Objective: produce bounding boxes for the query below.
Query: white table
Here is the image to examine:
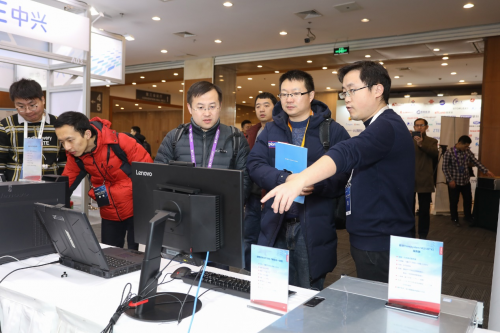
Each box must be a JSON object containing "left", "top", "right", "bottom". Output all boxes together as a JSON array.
[{"left": 0, "top": 253, "right": 318, "bottom": 333}]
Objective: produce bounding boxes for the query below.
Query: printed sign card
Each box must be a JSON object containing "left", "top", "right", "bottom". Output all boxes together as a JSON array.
[
  {"left": 386, "top": 236, "right": 443, "bottom": 317},
  {"left": 249, "top": 244, "right": 289, "bottom": 315},
  {"left": 22, "top": 138, "right": 42, "bottom": 181}
]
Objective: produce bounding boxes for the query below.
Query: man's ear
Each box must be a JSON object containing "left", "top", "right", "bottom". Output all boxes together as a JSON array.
[
  {"left": 84, "top": 129, "right": 92, "bottom": 139},
  {"left": 187, "top": 103, "right": 193, "bottom": 115},
  {"left": 375, "top": 84, "right": 384, "bottom": 100},
  {"left": 308, "top": 91, "right": 315, "bottom": 103}
]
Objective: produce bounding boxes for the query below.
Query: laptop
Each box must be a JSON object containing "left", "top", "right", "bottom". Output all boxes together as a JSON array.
[{"left": 34, "top": 203, "right": 144, "bottom": 279}]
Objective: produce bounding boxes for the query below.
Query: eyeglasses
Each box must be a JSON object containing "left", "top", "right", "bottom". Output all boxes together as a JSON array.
[
  {"left": 16, "top": 103, "right": 39, "bottom": 112},
  {"left": 192, "top": 105, "right": 219, "bottom": 112},
  {"left": 414, "top": 124, "right": 427, "bottom": 128},
  {"left": 339, "top": 85, "right": 373, "bottom": 99},
  {"left": 278, "top": 91, "right": 311, "bottom": 99}
]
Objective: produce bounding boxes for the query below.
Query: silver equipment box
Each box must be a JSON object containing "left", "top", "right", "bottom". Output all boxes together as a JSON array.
[{"left": 259, "top": 276, "right": 481, "bottom": 333}]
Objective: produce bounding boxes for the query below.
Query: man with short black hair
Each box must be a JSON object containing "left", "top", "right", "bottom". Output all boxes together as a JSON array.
[
  {"left": 262, "top": 61, "right": 415, "bottom": 283},
  {"left": 241, "top": 120, "right": 252, "bottom": 140},
  {"left": 130, "top": 126, "right": 141, "bottom": 136},
  {"left": 443, "top": 135, "right": 495, "bottom": 227},
  {"left": 413, "top": 118, "right": 438, "bottom": 239},
  {"left": 54, "top": 112, "right": 152, "bottom": 249},
  {"left": 248, "top": 70, "right": 350, "bottom": 289},
  {"left": 0, "top": 78, "right": 66, "bottom": 181}
]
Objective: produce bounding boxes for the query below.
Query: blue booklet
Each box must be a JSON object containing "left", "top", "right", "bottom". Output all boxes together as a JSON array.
[{"left": 275, "top": 142, "right": 308, "bottom": 204}]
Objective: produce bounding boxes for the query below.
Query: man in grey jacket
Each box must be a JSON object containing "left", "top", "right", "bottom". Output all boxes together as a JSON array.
[{"left": 155, "top": 81, "right": 251, "bottom": 198}]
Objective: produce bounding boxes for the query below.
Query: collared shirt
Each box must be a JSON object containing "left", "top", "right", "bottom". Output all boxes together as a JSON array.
[{"left": 442, "top": 147, "right": 488, "bottom": 186}]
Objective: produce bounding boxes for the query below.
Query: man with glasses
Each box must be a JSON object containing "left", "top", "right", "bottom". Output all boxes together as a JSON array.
[
  {"left": 412, "top": 118, "right": 438, "bottom": 237},
  {"left": 247, "top": 70, "right": 350, "bottom": 289},
  {"left": 155, "top": 80, "right": 251, "bottom": 195},
  {"left": 0, "top": 78, "right": 66, "bottom": 181},
  {"left": 262, "top": 61, "right": 415, "bottom": 283}
]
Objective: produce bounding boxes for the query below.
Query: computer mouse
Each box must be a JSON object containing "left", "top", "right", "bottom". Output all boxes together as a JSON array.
[{"left": 171, "top": 266, "right": 192, "bottom": 279}]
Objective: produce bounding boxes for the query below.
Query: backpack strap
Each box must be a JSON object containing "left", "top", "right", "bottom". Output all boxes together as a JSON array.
[
  {"left": 229, "top": 125, "right": 241, "bottom": 169},
  {"left": 319, "top": 118, "right": 333, "bottom": 152},
  {"left": 172, "top": 124, "right": 189, "bottom": 149}
]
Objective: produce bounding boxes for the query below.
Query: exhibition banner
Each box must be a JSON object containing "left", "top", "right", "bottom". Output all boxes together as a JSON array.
[
  {"left": 387, "top": 236, "right": 443, "bottom": 317},
  {"left": 250, "top": 244, "right": 289, "bottom": 314}
]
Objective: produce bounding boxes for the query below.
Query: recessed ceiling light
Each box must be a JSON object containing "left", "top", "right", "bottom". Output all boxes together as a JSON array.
[
  {"left": 379, "top": 62, "right": 384, "bottom": 65},
  {"left": 404, "top": 95, "right": 410, "bottom": 98},
  {"left": 307, "top": 60, "right": 312, "bottom": 63},
  {"left": 271, "top": 83, "right": 276, "bottom": 86},
  {"left": 135, "top": 103, "right": 139, "bottom": 106},
  {"left": 132, "top": 82, "right": 136, "bottom": 85},
  {"left": 394, "top": 76, "right": 400, "bottom": 79},
  {"left": 433, "top": 48, "right": 440, "bottom": 51},
  {"left": 280, "top": 31, "right": 287, "bottom": 36},
  {"left": 161, "top": 49, "right": 168, "bottom": 53},
  {"left": 332, "top": 71, "right": 337, "bottom": 74},
  {"left": 215, "top": 39, "right": 222, "bottom": 43},
  {"left": 361, "top": 18, "right": 369, "bottom": 22},
  {"left": 437, "top": 94, "right": 444, "bottom": 97},
  {"left": 181, "top": 83, "right": 184, "bottom": 85},
  {"left": 248, "top": 78, "right": 252, "bottom": 80},
  {"left": 322, "top": 67, "right": 327, "bottom": 70},
  {"left": 223, "top": 1, "right": 233, "bottom": 7},
  {"left": 173, "top": 73, "right": 178, "bottom": 76},
  {"left": 451, "top": 72, "right": 457, "bottom": 75},
  {"left": 220, "top": 79, "right": 224, "bottom": 82},
  {"left": 139, "top": 107, "right": 142, "bottom": 109},
  {"left": 463, "top": 3, "right": 474, "bottom": 8},
  {"left": 275, "top": 71, "right": 279, "bottom": 73},
  {"left": 442, "top": 56, "right": 449, "bottom": 60},
  {"left": 249, "top": 96, "right": 253, "bottom": 99},
  {"left": 179, "top": 90, "right": 183, "bottom": 92},
  {"left": 106, "top": 85, "right": 110, "bottom": 87},
  {"left": 162, "top": 80, "right": 166, "bottom": 82},
  {"left": 441, "top": 63, "right": 448, "bottom": 66},
  {"left": 219, "top": 75, "right": 223, "bottom": 77},
  {"left": 120, "top": 107, "right": 124, "bottom": 110},
  {"left": 115, "top": 104, "right": 119, "bottom": 106},
  {"left": 365, "top": 55, "right": 371, "bottom": 58},
  {"left": 459, "top": 79, "right": 465, "bottom": 83},
  {"left": 237, "top": 86, "right": 242, "bottom": 89},
  {"left": 152, "top": 16, "right": 161, "bottom": 21},
  {"left": 152, "top": 85, "right": 157, "bottom": 87},
  {"left": 259, "top": 91, "right": 263, "bottom": 93},
  {"left": 326, "top": 87, "right": 331, "bottom": 90},
  {"left": 257, "top": 65, "right": 262, "bottom": 68},
  {"left": 123, "top": 34, "right": 135, "bottom": 41},
  {"left": 140, "top": 76, "right": 145, "bottom": 79},
  {"left": 407, "top": 83, "right": 412, "bottom": 86},
  {"left": 158, "top": 106, "right": 162, "bottom": 108},
  {"left": 242, "top": 101, "right": 246, "bottom": 103}
]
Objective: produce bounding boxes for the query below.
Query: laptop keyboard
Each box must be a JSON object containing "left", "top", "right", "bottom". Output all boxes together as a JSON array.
[{"left": 105, "top": 255, "right": 135, "bottom": 268}]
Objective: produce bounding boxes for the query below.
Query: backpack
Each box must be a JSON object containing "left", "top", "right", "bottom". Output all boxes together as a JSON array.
[
  {"left": 142, "top": 141, "right": 152, "bottom": 156},
  {"left": 172, "top": 123, "right": 241, "bottom": 169},
  {"left": 319, "top": 118, "right": 347, "bottom": 230},
  {"left": 74, "top": 121, "right": 134, "bottom": 180}
]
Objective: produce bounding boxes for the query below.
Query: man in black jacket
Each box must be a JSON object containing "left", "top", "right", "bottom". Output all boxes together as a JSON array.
[{"left": 155, "top": 81, "right": 251, "bottom": 197}]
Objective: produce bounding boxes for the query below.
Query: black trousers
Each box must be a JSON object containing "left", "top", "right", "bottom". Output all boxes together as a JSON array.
[
  {"left": 101, "top": 216, "right": 138, "bottom": 250},
  {"left": 350, "top": 245, "right": 390, "bottom": 283},
  {"left": 413, "top": 192, "right": 432, "bottom": 238},
  {"left": 448, "top": 183, "right": 472, "bottom": 221}
]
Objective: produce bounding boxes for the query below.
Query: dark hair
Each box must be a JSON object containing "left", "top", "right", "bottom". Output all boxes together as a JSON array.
[
  {"left": 53, "top": 111, "right": 93, "bottom": 137},
  {"left": 255, "top": 92, "right": 278, "bottom": 107},
  {"left": 241, "top": 120, "right": 252, "bottom": 128},
  {"left": 414, "top": 118, "right": 428, "bottom": 126},
  {"left": 187, "top": 81, "right": 223, "bottom": 106},
  {"left": 337, "top": 61, "right": 391, "bottom": 104},
  {"left": 279, "top": 70, "right": 315, "bottom": 93},
  {"left": 458, "top": 135, "right": 472, "bottom": 145},
  {"left": 9, "top": 78, "right": 44, "bottom": 102},
  {"left": 131, "top": 126, "right": 141, "bottom": 134}
]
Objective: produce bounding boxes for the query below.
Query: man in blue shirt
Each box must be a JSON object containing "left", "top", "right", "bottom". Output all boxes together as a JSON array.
[{"left": 262, "top": 61, "right": 415, "bottom": 283}]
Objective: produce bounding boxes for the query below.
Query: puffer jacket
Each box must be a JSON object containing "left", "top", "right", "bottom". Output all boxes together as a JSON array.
[
  {"left": 63, "top": 117, "right": 153, "bottom": 221},
  {"left": 154, "top": 118, "right": 251, "bottom": 198}
]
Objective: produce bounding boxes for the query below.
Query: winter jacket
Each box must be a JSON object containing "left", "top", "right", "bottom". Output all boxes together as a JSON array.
[
  {"left": 247, "top": 100, "right": 350, "bottom": 280},
  {"left": 246, "top": 123, "right": 262, "bottom": 150},
  {"left": 414, "top": 133, "right": 438, "bottom": 193},
  {"left": 63, "top": 117, "right": 153, "bottom": 221},
  {"left": 154, "top": 118, "right": 251, "bottom": 198}
]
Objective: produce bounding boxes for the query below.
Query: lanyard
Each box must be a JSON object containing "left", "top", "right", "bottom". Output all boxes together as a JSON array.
[
  {"left": 453, "top": 147, "right": 467, "bottom": 168},
  {"left": 189, "top": 124, "right": 220, "bottom": 168},
  {"left": 24, "top": 113, "right": 46, "bottom": 139},
  {"left": 287, "top": 111, "right": 314, "bottom": 147}
]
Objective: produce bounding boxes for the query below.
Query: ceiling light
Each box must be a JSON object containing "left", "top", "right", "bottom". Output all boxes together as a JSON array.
[
  {"left": 441, "top": 63, "right": 448, "bottom": 66},
  {"left": 181, "top": 83, "right": 184, "bottom": 85},
  {"left": 332, "top": 71, "right": 337, "bottom": 74},
  {"left": 249, "top": 96, "right": 253, "bottom": 99},
  {"left": 271, "top": 83, "right": 276, "bottom": 86},
  {"left": 120, "top": 107, "right": 124, "bottom": 110},
  {"left": 140, "top": 76, "right": 145, "bottom": 79},
  {"left": 219, "top": 75, "right": 223, "bottom": 77},
  {"left": 437, "top": 94, "right": 444, "bottom": 97},
  {"left": 173, "top": 73, "right": 178, "bottom": 76},
  {"left": 152, "top": 16, "right": 161, "bottom": 21},
  {"left": 407, "top": 83, "right": 412, "bottom": 86},
  {"left": 158, "top": 106, "right": 162, "bottom": 108},
  {"left": 123, "top": 34, "right": 135, "bottom": 41},
  {"left": 215, "top": 39, "right": 222, "bottom": 43},
  {"left": 132, "top": 82, "right": 136, "bottom": 85},
  {"left": 223, "top": 1, "right": 233, "bottom": 7},
  {"left": 451, "top": 72, "right": 457, "bottom": 75},
  {"left": 179, "top": 90, "right": 183, "bottom": 92},
  {"left": 361, "top": 18, "right": 369, "bottom": 22},
  {"left": 99, "top": 28, "right": 104, "bottom": 31},
  {"left": 326, "top": 87, "right": 331, "bottom": 90},
  {"left": 365, "top": 55, "right": 371, "bottom": 58},
  {"left": 135, "top": 103, "right": 139, "bottom": 106},
  {"left": 259, "top": 91, "right": 263, "bottom": 93},
  {"left": 322, "top": 67, "right": 327, "bottom": 70},
  {"left": 106, "top": 85, "right": 110, "bottom": 87},
  {"left": 307, "top": 60, "right": 312, "bottom": 63},
  {"left": 220, "top": 79, "right": 224, "bottom": 82},
  {"left": 394, "top": 76, "right": 400, "bottom": 79},
  {"left": 242, "top": 101, "right": 246, "bottom": 103},
  {"left": 139, "top": 107, "right": 142, "bottom": 109},
  {"left": 161, "top": 49, "right": 168, "bottom": 53},
  {"left": 275, "top": 71, "right": 279, "bottom": 73},
  {"left": 248, "top": 78, "right": 252, "bottom": 80},
  {"left": 433, "top": 48, "right": 440, "bottom": 51},
  {"left": 152, "top": 85, "right": 157, "bottom": 87},
  {"left": 463, "top": 3, "right": 474, "bottom": 8},
  {"left": 280, "top": 31, "right": 288, "bottom": 36},
  {"left": 442, "top": 56, "right": 449, "bottom": 60},
  {"left": 162, "top": 80, "right": 166, "bottom": 82},
  {"left": 459, "top": 80, "right": 465, "bottom": 83},
  {"left": 404, "top": 95, "right": 410, "bottom": 98},
  {"left": 379, "top": 62, "right": 384, "bottom": 65},
  {"left": 90, "top": 7, "right": 99, "bottom": 16},
  {"left": 257, "top": 65, "right": 262, "bottom": 68},
  {"left": 237, "top": 86, "right": 242, "bottom": 89},
  {"left": 115, "top": 104, "right": 119, "bottom": 106}
]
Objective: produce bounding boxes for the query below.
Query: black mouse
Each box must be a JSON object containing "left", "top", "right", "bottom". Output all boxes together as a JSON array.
[{"left": 171, "top": 266, "right": 192, "bottom": 279}]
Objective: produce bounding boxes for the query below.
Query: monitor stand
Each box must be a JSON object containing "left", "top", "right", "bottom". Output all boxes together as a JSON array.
[{"left": 124, "top": 210, "right": 202, "bottom": 322}]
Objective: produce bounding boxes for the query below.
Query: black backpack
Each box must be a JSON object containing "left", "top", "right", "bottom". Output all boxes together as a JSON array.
[
  {"left": 172, "top": 124, "right": 241, "bottom": 169},
  {"left": 319, "top": 118, "right": 347, "bottom": 230}
]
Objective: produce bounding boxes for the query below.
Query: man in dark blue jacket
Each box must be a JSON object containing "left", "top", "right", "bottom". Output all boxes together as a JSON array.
[
  {"left": 247, "top": 70, "right": 350, "bottom": 290},
  {"left": 263, "top": 61, "right": 415, "bottom": 284}
]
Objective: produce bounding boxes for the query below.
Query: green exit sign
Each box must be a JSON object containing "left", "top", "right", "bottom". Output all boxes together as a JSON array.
[{"left": 334, "top": 47, "right": 350, "bottom": 55}]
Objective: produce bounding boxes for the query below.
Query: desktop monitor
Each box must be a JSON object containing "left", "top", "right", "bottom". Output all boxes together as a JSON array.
[{"left": 0, "top": 181, "right": 67, "bottom": 265}]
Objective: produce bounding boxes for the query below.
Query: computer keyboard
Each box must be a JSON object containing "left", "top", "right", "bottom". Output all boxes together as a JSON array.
[
  {"left": 105, "top": 255, "right": 135, "bottom": 268},
  {"left": 181, "top": 271, "right": 296, "bottom": 299}
]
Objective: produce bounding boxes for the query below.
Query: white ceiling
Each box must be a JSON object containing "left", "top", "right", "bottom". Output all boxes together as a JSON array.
[{"left": 88, "top": 0, "right": 500, "bottom": 65}]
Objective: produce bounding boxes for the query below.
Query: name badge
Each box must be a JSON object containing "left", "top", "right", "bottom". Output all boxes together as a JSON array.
[
  {"left": 345, "top": 185, "right": 351, "bottom": 216},
  {"left": 94, "top": 185, "right": 110, "bottom": 207}
]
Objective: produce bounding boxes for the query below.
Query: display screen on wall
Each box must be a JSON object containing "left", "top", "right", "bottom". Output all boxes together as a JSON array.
[
  {"left": 136, "top": 90, "right": 171, "bottom": 104},
  {"left": 90, "top": 33, "right": 123, "bottom": 81},
  {"left": 91, "top": 91, "right": 102, "bottom": 113}
]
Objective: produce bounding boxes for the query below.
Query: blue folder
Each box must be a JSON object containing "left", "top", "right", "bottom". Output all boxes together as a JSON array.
[{"left": 275, "top": 142, "right": 308, "bottom": 204}]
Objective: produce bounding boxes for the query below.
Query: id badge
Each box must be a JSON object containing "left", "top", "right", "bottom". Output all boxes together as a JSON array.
[
  {"left": 345, "top": 185, "right": 351, "bottom": 216},
  {"left": 458, "top": 166, "right": 465, "bottom": 173},
  {"left": 94, "top": 185, "right": 110, "bottom": 207}
]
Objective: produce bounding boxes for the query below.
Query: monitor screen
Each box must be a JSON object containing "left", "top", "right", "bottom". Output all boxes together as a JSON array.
[
  {"left": 0, "top": 181, "right": 66, "bottom": 264},
  {"left": 132, "top": 162, "right": 245, "bottom": 269}
]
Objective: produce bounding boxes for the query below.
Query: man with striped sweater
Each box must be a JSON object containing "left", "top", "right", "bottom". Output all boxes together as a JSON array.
[{"left": 0, "top": 79, "right": 66, "bottom": 181}]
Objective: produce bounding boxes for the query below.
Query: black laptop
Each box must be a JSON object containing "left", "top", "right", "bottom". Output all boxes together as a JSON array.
[{"left": 34, "top": 203, "right": 143, "bottom": 279}]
